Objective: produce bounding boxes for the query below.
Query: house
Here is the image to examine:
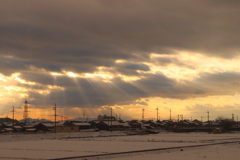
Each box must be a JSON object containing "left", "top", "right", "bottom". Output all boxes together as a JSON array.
[
  {"left": 109, "top": 121, "right": 124, "bottom": 130},
  {"left": 1, "top": 128, "right": 13, "bottom": 133},
  {"left": 39, "top": 123, "right": 56, "bottom": 132},
  {"left": 2, "top": 122, "right": 14, "bottom": 128},
  {"left": 97, "top": 115, "right": 116, "bottom": 121},
  {"left": 22, "top": 123, "right": 37, "bottom": 133},
  {"left": 95, "top": 121, "right": 110, "bottom": 130},
  {"left": 55, "top": 125, "right": 78, "bottom": 133},
  {"left": 13, "top": 125, "right": 22, "bottom": 132},
  {"left": 128, "top": 120, "right": 142, "bottom": 129},
  {"left": 212, "top": 128, "right": 222, "bottom": 134},
  {"left": 25, "top": 128, "right": 37, "bottom": 133},
  {"left": 70, "top": 122, "right": 91, "bottom": 129},
  {"left": 95, "top": 121, "right": 127, "bottom": 130},
  {"left": 145, "top": 120, "right": 158, "bottom": 128},
  {"left": 119, "top": 121, "right": 131, "bottom": 129}
]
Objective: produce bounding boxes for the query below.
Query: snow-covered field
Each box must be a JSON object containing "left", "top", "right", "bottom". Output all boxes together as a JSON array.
[{"left": 1, "top": 131, "right": 240, "bottom": 160}]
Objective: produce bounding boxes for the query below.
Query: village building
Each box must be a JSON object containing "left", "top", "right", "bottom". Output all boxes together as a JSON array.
[
  {"left": 97, "top": 115, "right": 116, "bottom": 121},
  {"left": 128, "top": 120, "right": 142, "bottom": 129},
  {"left": 55, "top": 125, "right": 78, "bottom": 133},
  {"left": 95, "top": 121, "right": 129, "bottom": 130},
  {"left": 145, "top": 120, "right": 158, "bottom": 128}
]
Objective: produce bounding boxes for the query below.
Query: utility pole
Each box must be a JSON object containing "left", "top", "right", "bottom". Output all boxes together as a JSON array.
[
  {"left": 156, "top": 108, "right": 159, "bottom": 121},
  {"left": 232, "top": 114, "right": 234, "bottom": 121},
  {"left": 83, "top": 112, "right": 85, "bottom": 122},
  {"left": 201, "top": 116, "right": 204, "bottom": 122},
  {"left": 207, "top": 110, "right": 209, "bottom": 122},
  {"left": 23, "top": 100, "right": 29, "bottom": 123},
  {"left": 111, "top": 107, "right": 113, "bottom": 133},
  {"left": 53, "top": 103, "right": 57, "bottom": 133},
  {"left": 142, "top": 108, "right": 145, "bottom": 121},
  {"left": 178, "top": 114, "right": 179, "bottom": 122},
  {"left": 170, "top": 109, "right": 172, "bottom": 121},
  {"left": 237, "top": 116, "right": 239, "bottom": 128},
  {"left": 11, "top": 106, "right": 15, "bottom": 127}
]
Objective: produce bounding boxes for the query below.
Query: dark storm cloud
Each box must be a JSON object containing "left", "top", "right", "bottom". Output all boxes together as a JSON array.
[
  {"left": 152, "top": 57, "right": 196, "bottom": 69},
  {"left": 113, "top": 62, "right": 150, "bottom": 76},
  {"left": 2, "top": 0, "right": 240, "bottom": 109},
  {"left": 19, "top": 71, "right": 203, "bottom": 108},
  {"left": 17, "top": 69, "right": 240, "bottom": 108},
  {"left": 192, "top": 72, "right": 240, "bottom": 95},
  {"left": 0, "top": 57, "right": 64, "bottom": 76},
  {"left": 26, "top": 76, "right": 148, "bottom": 108},
  {"left": 1, "top": 0, "right": 240, "bottom": 70}
]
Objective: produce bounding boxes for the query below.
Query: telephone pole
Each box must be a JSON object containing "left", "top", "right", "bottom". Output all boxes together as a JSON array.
[
  {"left": 237, "top": 116, "right": 239, "bottom": 128},
  {"left": 11, "top": 106, "right": 15, "bottom": 127},
  {"left": 180, "top": 114, "right": 183, "bottom": 121},
  {"left": 23, "top": 100, "right": 29, "bottom": 123},
  {"left": 53, "top": 103, "right": 57, "bottom": 133},
  {"left": 83, "top": 112, "right": 85, "bottom": 121},
  {"left": 170, "top": 109, "right": 172, "bottom": 121},
  {"left": 156, "top": 108, "right": 159, "bottom": 121},
  {"left": 207, "top": 110, "right": 209, "bottom": 122},
  {"left": 111, "top": 107, "right": 112, "bottom": 133},
  {"left": 142, "top": 108, "right": 145, "bottom": 121}
]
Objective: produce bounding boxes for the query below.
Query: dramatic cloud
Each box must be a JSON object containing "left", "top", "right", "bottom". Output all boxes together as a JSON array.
[{"left": 1, "top": 0, "right": 240, "bottom": 120}]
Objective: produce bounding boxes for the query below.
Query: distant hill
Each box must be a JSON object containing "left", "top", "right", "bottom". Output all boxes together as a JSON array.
[
  {"left": 0, "top": 118, "right": 19, "bottom": 123},
  {"left": 17, "top": 117, "right": 96, "bottom": 123},
  {"left": 67, "top": 117, "right": 96, "bottom": 122},
  {"left": 19, "top": 118, "right": 52, "bottom": 123}
]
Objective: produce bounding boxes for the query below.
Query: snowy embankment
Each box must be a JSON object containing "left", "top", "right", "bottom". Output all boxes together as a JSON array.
[{"left": 0, "top": 131, "right": 240, "bottom": 160}]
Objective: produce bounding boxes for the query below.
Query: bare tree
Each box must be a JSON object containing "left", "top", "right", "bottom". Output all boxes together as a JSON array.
[{"left": 215, "top": 116, "right": 235, "bottom": 133}]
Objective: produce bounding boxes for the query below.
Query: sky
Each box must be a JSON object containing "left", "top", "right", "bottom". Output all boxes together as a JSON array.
[{"left": 1, "top": 0, "right": 240, "bottom": 121}]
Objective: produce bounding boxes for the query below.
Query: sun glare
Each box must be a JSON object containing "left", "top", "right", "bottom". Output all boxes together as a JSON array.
[
  {"left": 0, "top": 77, "right": 6, "bottom": 82},
  {"left": 11, "top": 73, "right": 37, "bottom": 85},
  {"left": 66, "top": 72, "right": 78, "bottom": 77},
  {"left": 50, "top": 72, "right": 63, "bottom": 76}
]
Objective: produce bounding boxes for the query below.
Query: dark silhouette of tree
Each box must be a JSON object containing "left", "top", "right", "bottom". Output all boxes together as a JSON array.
[{"left": 215, "top": 116, "right": 235, "bottom": 133}]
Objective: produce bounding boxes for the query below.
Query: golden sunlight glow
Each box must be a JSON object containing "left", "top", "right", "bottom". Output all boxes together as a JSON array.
[
  {"left": 118, "top": 74, "right": 141, "bottom": 81},
  {"left": 37, "top": 90, "right": 51, "bottom": 95},
  {"left": 85, "top": 73, "right": 113, "bottom": 79},
  {"left": 85, "top": 73, "right": 94, "bottom": 77},
  {"left": 4, "top": 86, "right": 27, "bottom": 92},
  {"left": 0, "top": 77, "right": 6, "bottom": 82},
  {"left": 13, "top": 75, "right": 37, "bottom": 85},
  {"left": 1, "top": 51, "right": 240, "bottom": 121},
  {"left": 115, "top": 59, "right": 126, "bottom": 63},
  {"left": 149, "top": 51, "right": 240, "bottom": 82},
  {"left": 50, "top": 72, "right": 63, "bottom": 76},
  {"left": 47, "top": 85, "right": 64, "bottom": 90},
  {"left": 66, "top": 72, "right": 78, "bottom": 77}
]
